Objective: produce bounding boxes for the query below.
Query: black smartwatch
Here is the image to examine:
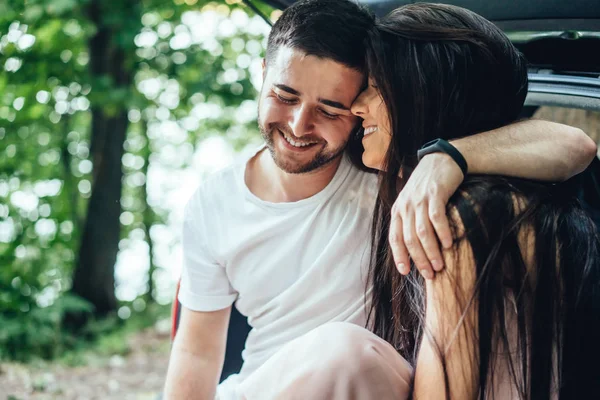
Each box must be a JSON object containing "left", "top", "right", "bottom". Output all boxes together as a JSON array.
[{"left": 417, "top": 138, "right": 468, "bottom": 177}]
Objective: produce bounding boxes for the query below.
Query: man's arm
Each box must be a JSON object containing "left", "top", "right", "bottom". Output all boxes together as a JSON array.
[
  {"left": 163, "top": 306, "right": 231, "bottom": 400},
  {"left": 452, "top": 119, "right": 597, "bottom": 181},
  {"left": 389, "top": 119, "right": 597, "bottom": 280}
]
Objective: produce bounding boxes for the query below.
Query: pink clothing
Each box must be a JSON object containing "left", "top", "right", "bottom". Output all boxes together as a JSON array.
[{"left": 237, "top": 322, "right": 413, "bottom": 400}]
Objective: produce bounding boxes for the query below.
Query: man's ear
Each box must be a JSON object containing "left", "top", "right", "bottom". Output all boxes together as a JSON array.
[{"left": 262, "top": 59, "right": 266, "bottom": 80}]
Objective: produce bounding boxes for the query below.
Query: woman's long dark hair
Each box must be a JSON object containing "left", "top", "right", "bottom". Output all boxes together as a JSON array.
[{"left": 362, "top": 3, "right": 600, "bottom": 398}]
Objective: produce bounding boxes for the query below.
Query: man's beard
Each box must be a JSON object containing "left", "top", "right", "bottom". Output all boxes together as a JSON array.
[{"left": 259, "top": 122, "right": 347, "bottom": 174}]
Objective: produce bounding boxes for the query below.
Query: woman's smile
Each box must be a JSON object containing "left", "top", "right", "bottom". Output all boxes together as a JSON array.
[
  {"left": 363, "top": 126, "right": 379, "bottom": 136},
  {"left": 350, "top": 82, "right": 392, "bottom": 170}
]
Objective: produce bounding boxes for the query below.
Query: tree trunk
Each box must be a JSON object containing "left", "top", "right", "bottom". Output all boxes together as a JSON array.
[
  {"left": 141, "top": 119, "right": 158, "bottom": 304},
  {"left": 70, "top": 0, "right": 133, "bottom": 317},
  {"left": 60, "top": 115, "right": 83, "bottom": 234}
]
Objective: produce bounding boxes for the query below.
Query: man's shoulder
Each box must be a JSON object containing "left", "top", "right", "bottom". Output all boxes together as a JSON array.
[
  {"left": 202, "top": 162, "right": 241, "bottom": 190},
  {"left": 186, "top": 160, "right": 245, "bottom": 213},
  {"left": 345, "top": 161, "right": 378, "bottom": 186},
  {"left": 341, "top": 162, "right": 379, "bottom": 209}
]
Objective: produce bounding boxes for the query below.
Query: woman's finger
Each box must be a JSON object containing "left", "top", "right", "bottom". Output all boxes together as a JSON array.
[
  {"left": 429, "top": 198, "right": 453, "bottom": 251},
  {"left": 402, "top": 209, "right": 433, "bottom": 279},
  {"left": 415, "top": 205, "right": 444, "bottom": 273},
  {"left": 389, "top": 211, "right": 410, "bottom": 274}
]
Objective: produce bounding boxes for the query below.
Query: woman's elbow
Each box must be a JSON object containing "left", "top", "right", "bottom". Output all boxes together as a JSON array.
[
  {"left": 564, "top": 127, "right": 597, "bottom": 179},
  {"left": 574, "top": 128, "right": 598, "bottom": 168}
]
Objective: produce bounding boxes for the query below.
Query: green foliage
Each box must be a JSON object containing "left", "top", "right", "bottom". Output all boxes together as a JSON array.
[
  {"left": 1, "top": 0, "right": 274, "bottom": 361},
  {"left": 0, "top": 292, "right": 93, "bottom": 361},
  {"left": 57, "top": 301, "right": 171, "bottom": 367},
  {"left": 0, "top": 291, "right": 170, "bottom": 363}
]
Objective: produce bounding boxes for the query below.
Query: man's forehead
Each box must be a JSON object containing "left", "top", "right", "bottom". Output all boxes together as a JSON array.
[{"left": 268, "top": 47, "right": 364, "bottom": 97}]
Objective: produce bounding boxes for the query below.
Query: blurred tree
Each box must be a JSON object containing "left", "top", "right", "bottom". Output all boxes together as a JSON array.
[
  {"left": 71, "top": 0, "right": 141, "bottom": 317},
  {"left": 0, "top": 0, "right": 274, "bottom": 359}
]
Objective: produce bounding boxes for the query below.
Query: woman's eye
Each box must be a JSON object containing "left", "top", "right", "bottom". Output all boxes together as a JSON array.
[{"left": 275, "top": 93, "right": 296, "bottom": 104}]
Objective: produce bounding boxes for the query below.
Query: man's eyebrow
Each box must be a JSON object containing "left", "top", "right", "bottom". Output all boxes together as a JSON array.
[
  {"left": 319, "top": 99, "right": 350, "bottom": 111},
  {"left": 273, "top": 83, "right": 350, "bottom": 111},
  {"left": 273, "top": 84, "right": 300, "bottom": 96}
]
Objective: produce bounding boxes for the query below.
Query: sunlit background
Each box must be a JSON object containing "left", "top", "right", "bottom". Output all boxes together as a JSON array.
[
  {"left": 1, "top": 0, "right": 277, "bottom": 367},
  {"left": 2, "top": 0, "right": 600, "bottom": 398}
]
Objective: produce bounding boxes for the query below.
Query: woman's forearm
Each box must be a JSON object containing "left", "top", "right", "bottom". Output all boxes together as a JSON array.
[{"left": 451, "top": 119, "right": 597, "bottom": 182}]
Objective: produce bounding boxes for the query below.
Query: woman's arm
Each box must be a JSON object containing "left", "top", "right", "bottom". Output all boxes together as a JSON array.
[
  {"left": 452, "top": 119, "right": 597, "bottom": 182},
  {"left": 389, "top": 120, "right": 597, "bottom": 281},
  {"left": 412, "top": 209, "right": 480, "bottom": 399}
]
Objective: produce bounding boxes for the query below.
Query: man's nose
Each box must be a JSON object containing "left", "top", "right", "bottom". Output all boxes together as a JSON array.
[{"left": 289, "top": 106, "right": 315, "bottom": 137}]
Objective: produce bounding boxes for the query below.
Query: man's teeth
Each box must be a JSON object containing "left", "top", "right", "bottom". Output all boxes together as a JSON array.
[
  {"left": 364, "top": 126, "right": 378, "bottom": 136},
  {"left": 282, "top": 133, "right": 317, "bottom": 148}
]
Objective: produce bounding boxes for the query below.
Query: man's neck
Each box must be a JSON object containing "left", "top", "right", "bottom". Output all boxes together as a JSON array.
[{"left": 245, "top": 149, "right": 343, "bottom": 203}]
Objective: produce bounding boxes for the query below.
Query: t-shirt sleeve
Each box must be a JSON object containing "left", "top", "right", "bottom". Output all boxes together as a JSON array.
[{"left": 178, "top": 189, "right": 237, "bottom": 312}]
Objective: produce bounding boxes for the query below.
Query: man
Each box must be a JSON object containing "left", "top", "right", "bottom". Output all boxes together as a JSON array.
[{"left": 163, "top": 0, "right": 597, "bottom": 398}]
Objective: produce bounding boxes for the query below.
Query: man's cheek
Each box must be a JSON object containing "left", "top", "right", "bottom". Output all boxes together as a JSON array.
[
  {"left": 335, "top": 115, "right": 361, "bottom": 134},
  {"left": 260, "top": 100, "right": 286, "bottom": 121}
]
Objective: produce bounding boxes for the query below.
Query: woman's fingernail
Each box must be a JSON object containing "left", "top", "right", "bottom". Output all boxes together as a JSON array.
[
  {"left": 421, "top": 269, "right": 434, "bottom": 280},
  {"left": 432, "top": 259, "right": 443, "bottom": 271},
  {"left": 443, "top": 239, "right": 453, "bottom": 249},
  {"left": 397, "top": 263, "right": 407, "bottom": 274}
]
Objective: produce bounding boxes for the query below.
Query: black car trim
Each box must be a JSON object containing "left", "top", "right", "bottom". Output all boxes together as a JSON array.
[
  {"left": 496, "top": 19, "right": 600, "bottom": 32},
  {"left": 528, "top": 74, "right": 600, "bottom": 88},
  {"left": 529, "top": 83, "right": 600, "bottom": 99},
  {"left": 527, "top": 73, "right": 600, "bottom": 104},
  {"left": 507, "top": 30, "right": 600, "bottom": 43}
]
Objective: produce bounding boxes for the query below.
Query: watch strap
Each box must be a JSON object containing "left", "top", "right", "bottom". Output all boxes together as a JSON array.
[{"left": 417, "top": 138, "right": 468, "bottom": 177}]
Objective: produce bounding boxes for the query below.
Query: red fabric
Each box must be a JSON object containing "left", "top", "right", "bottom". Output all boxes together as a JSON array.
[{"left": 171, "top": 280, "right": 181, "bottom": 341}]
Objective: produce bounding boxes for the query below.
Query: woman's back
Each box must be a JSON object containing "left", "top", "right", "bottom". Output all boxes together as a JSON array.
[{"left": 440, "top": 176, "right": 600, "bottom": 398}]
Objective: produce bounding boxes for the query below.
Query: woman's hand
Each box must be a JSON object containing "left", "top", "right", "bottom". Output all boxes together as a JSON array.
[{"left": 389, "top": 152, "right": 464, "bottom": 279}]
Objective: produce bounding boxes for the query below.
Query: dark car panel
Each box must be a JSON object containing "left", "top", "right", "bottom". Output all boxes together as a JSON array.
[{"left": 263, "top": 0, "right": 600, "bottom": 20}]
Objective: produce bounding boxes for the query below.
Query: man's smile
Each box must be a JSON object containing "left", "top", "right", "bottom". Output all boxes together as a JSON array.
[{"left": 279, "top": 129, "right": 320, "bottom": 150}]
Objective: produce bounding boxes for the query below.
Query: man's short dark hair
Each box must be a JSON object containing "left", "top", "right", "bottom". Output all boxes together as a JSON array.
[{"left": 266, "top": 0, "right": 375, "bottom": 72}]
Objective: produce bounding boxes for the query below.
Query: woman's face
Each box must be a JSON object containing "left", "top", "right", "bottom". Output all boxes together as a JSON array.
[{"left": 350, "top": 79, "right": 392, "bottom": 171}]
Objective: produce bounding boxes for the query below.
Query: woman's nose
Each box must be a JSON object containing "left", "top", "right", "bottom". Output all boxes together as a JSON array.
[{"left": 351, "top": 95, "right": 367, "bottom": 117}]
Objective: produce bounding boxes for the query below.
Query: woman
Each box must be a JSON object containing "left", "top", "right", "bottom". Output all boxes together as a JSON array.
[
  {"left": 350, "top": 3, "right": 600, "bottom": 399},
  {"left": 238, "top": 3, "right": 600, "bottom": 400}
]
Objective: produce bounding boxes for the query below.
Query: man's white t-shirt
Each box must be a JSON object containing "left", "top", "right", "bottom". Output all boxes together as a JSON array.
[{"left": 179, "top": 148, "right": 378, "bottom": 398}]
